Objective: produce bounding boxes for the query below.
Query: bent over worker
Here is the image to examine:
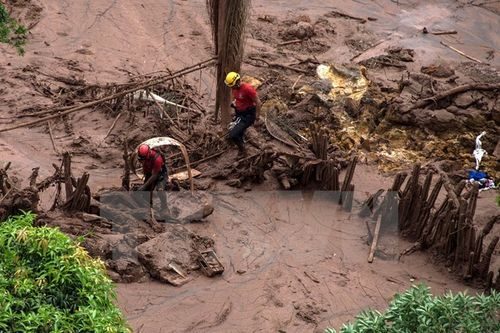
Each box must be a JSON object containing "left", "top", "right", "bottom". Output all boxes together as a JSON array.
[
  {"left": 136, "top": 144, "right": 169, "bottom": 221},
  {"left": 224, "top": 71, "right": 261, "bottom": 155},
  {"left": 137, "top": 144, "right": 168, "bottom": 191}
]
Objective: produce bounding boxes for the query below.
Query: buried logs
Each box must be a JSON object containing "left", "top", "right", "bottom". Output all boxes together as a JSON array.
[{"left": 363, "top": 163, "right": 499, "bottom": 290}]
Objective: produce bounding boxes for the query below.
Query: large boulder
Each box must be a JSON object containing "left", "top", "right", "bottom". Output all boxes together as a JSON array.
[
  {"left": 136, "top": 225, "right": 215, "bottom": 286},
  {"left": 167, "top": 191, "right": 214, "bottom": 223}
]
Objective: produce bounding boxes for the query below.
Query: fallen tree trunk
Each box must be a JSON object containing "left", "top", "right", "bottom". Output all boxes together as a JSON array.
[{"left": 409, "top": 83, "right": 500, "bottom": 111}]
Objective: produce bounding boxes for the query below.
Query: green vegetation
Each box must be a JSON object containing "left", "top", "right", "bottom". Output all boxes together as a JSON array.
[
  {"left": 0, "top": 213, "right": 130, "bottom": 332},
  {"left": 0, "top": 3, "right": 28, "bottom": 55},
  {"left": 326, "top": 284, "right": 500, "bottom": 333}
]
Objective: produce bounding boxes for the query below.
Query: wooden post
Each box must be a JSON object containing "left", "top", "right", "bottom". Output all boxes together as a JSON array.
[
  {"left": 477, "top": 236, "right": 499, "bottom": 278},
  {"left": 122, "top": 141, "right": 130, "bottom": 191},
  {"left": 368, "top": 215, "right": 382, "bottom": 263},
  {"left": 63, "top": 152, "right": 73, "bottom": 202}
]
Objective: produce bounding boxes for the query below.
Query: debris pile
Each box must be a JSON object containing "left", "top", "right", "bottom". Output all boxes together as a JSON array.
[{"left": 363, "top": 163, "right": 499, "bottom": 291}]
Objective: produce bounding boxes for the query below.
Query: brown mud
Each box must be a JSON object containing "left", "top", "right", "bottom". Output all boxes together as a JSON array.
[{"left": 0, "top": 0, "right": 499, "bottom": 332}]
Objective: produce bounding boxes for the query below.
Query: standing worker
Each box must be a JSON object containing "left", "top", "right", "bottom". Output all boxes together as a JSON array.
[
  {"left": 224, "top": 71, "right": 261, "bottom": 155},
  {"left": 137, "top": 144, "right": 168, "bottom": 219}
]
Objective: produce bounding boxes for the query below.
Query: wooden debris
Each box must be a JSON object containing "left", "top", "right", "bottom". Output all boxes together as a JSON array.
[
  {"left": 0, "top": 59, "right": 217, "bottom": 133},
  {"left": 368, "top": 212, "right": 382, "bottom": 263},
  {"left": 47, "top": 121, "right": 59, "bottom": 155},
  {"left": 122, "top": 141, "right": 130, "bottom": 191},
  {"left": 431, "top": 30, "right": 457, "bottom": 35},
  {"left": 410, "top": 83, "right": 500, "bottom": 110},
  {"left": 248, "top": 56, "right": 308, "bottom": 74},
  {"left": 363, "top": 162, "right": 497, "bottom": 286},
  {"left": 63, "top": 152, "right": 73, "bottom": 202},
  {"left": 440, "top": 41, "right": 482, "bottom": 63},
  {"left": 278, "top": 39, "right": 304, "bottom": 46},
  {"left": 359, "top": 189, "right": 384, "bottom": 217},
  {"left": 326, "top": 10, "right": 367, "bottom": 23}
]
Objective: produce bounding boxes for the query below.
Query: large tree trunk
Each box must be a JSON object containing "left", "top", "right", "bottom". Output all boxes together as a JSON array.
[{"left": 208, "top": 0, "right": 250, "bottom": 126}]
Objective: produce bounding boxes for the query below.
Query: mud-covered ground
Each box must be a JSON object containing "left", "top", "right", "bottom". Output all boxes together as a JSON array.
[{"left": 0, "top": 0, "right": 499, "bottom": 332}]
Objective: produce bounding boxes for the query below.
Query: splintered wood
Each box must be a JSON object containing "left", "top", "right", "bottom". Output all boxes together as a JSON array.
[
  {"left": 61, "top": 152, "right": 91, "bottom": 213},
  {"left": 363, "top": 163, "right": 500, "bottom": 291}
]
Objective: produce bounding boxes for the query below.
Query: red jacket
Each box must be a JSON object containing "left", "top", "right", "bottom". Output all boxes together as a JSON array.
[
  {"left": 142, "top": 150, "right": 164, "bottom": 175},
  {"left": 232, "top": 83, "right": 257, "bottom": 112}
]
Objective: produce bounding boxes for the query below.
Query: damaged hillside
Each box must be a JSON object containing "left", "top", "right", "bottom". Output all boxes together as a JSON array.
[{"left": 0, "top": 0, "right": 499, "bottom": 332}]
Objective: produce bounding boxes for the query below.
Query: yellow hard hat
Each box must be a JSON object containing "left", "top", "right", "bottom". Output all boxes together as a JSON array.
[{"left": 224, "top": 71, "right": 240, "bottom": 87}]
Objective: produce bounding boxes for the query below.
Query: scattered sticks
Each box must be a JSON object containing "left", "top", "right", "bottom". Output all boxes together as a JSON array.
[{"left": 0, "top": 58, "right": 217, "bottom": 133}]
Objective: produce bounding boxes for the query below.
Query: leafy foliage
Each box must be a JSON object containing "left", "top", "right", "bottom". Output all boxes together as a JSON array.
[
  {"left": 0, "top": 213, "right": 130, "bottom": 332},
  {"left": 326, "top": 284, "right": 500, "bottom": 333},
  {"left": 0, "top": 3, "right": 28, "bottom": 55}
]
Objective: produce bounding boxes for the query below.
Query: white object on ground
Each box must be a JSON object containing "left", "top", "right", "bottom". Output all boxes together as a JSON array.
[
  {"left": 473, "top": 131, "right": 487, "bottom": 170},
  {"left": 133, "top": 89, "right": 199, "bottom": 112}
]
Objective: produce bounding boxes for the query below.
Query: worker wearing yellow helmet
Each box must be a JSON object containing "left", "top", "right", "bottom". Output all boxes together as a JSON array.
[{"left": 224, "top": 71, "right": 261, "bottom": 155}]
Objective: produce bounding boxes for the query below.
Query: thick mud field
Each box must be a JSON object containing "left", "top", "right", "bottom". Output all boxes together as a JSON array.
[{"left": 0, "top": 0, "right": 499, "bottom": 332}]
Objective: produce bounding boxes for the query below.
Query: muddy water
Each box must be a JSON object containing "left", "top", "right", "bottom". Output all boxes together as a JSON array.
[{"left": 117, "top": 181, "right": 471, "bottom": 332}]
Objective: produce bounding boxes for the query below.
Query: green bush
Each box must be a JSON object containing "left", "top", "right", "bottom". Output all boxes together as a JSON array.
[
  {"left": 0, "top": 3, "right": 28, "bottom": 55},
  {"left": 0, "top": 213, "right": 130, "bottom": 333},
  {"left": 326, "top": 284, "right": 500, "bottom": 333}
]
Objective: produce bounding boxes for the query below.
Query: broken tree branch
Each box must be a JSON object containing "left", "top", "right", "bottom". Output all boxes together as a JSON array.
[
  {"left": 278, "top": 39, "right": 304, "bottom": 47},
  {"left": 440, "top": 41, "right": 482, "bottom": 63},
  {"left": 47, "top": 121, "right": 59, "bottom": 155},
  {"left": 104, "top": 111, "right": 124, "bottom": 139},
  {"left": 327, "top": 10, "right": 367, "bottom": 23},
  {"left": 410, "top": 83, "right": 500, "bottom": 110},
  {"left": 431, "top": 30, "right": 457, "bottom": 35}
]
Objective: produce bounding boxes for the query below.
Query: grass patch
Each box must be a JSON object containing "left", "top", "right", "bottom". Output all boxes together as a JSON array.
[{"left": 0, "top": 3, "right": 28, "bottom": 55}]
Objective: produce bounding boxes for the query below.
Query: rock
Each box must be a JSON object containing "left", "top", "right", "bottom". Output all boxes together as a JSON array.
[
  {"left": 421, "top": 64, "right": 455, "bottom": 78},
  {"left": 136, "top": 225, "right": 211, "bottom": 285},
  {"left": 414, "top": 109, "right": 462, "bottom": 132},
  {"left": 108, "top": 257, "right": 146, "bottom": 283},
  {"left": 282, "top": 22, "right": 314, "bottom": 41},
  {"left": 226, "top": 179, "right": 242, "bottom": 188},
  {"left": 167, "top": 191, "right": 214, "bottom": 223},
  {"left": 493, "top": 139, "right": 500, "bottom": 158},
  {"left": 106, "top": 269, "right": 121, "bottom": 282},
  {"left": 491, "top": 107, "right": 500, "bottom": 125},
  {"left": 454, "top": 92, "right": 479, "bottom": 108}
]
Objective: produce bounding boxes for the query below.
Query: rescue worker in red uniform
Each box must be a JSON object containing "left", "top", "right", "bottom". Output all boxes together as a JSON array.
[
  {"left": 137, "top": 144, "right": 168, "bottom": 220},
  {"left": 224, "top": 71, "right": 261, "bottom": 154},
  {"left": 137, "top": 144, "right": 168, "bottom": 191}
]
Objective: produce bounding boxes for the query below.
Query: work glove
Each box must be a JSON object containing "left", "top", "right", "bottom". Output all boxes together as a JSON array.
[{"left": 228, "top": 116, "right": 241, "bottom": 130}]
